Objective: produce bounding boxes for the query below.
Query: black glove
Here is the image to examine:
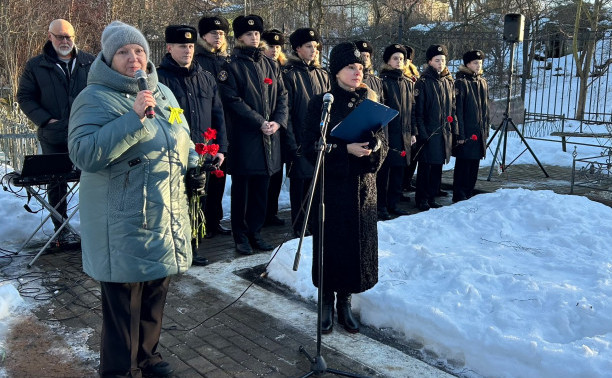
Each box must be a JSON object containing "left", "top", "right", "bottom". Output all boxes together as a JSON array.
[
  {"left": 186, "top": 168, "right": 207, "bottom": 195},
  {"left": 202, "top": 157, "right": 221, "bottom": 172}
]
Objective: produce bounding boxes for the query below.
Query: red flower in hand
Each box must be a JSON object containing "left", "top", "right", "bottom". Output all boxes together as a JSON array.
[
  {"left": 264, "top": 77, "right": 273, "bottom": 85},
  {"left": 212, "top": 169, "right": 225, "bottom": 178},
  {"left": 203, "top": 127, "right": 217, "bottom": 141},
  {"left": 195, "top": 143, "right": 207, "bottom": 155},
  {"left": 207, "top": 143, "right": 220, "bottom": 156},
  {"left": 471, "top": 134, "right": 478, "bottom": 141},
  {"left": 400, "top": 150, "right": 407, "bottom": 157},
  {"left": 447, "top": 116, "right": 454, "bottom": 123}
]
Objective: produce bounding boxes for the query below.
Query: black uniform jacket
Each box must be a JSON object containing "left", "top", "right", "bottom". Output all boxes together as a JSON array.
[
  {"left": 218, "top": 45, "right": 288, "bottom": 176},
  {"left": 157, "top": 54, "right": 228, "bottom": 152},
  {"left": 414, "top": 65, "right": 457, "bottom": 165},
  {"left": 282, "top": 56, "right": 330, "bottom": 179},
  {"left": 452, "top": 65, "right": 490, "bottom": 160},
  {"left": 194, "top": 42, "right": 228, "bottom": 78},
  {"left": 380, "top": 67, "right": 417, "bottom": 165}
]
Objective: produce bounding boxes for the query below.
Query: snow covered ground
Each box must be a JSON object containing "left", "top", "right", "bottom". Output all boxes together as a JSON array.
[{"left": 266, "top": 188, "right": 612, "bottom": 377}]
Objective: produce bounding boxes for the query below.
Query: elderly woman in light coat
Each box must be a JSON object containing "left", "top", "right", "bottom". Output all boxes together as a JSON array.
[{"left": 68, "top": 21, "right": 202, "bottom": 377}]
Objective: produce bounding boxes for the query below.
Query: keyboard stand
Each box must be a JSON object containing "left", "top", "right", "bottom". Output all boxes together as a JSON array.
[{"left": 16, "top": 181, "right": 81, "bottom": 267}]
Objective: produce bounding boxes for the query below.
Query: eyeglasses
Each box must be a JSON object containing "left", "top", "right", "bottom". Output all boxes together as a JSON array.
[
  {"left": 207, "top": 31, "right": 225, "bottom": 37},
  {"left": 50, "top": 32, "right": 74, "bottom": 42}
]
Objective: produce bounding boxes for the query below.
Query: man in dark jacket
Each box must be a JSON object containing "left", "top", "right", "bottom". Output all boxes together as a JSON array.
[
  {"left": 414, "top": 44, "right": 457, "bottom": 211},
  {"left": 354, "top": 40, "right": 384, "bottom": 102},
  {"left": 218, "top": 15, "right": 289, "bottom": 255},
  {"left": 193, "top": 15, "right": 232, "bottom": 240},
  {"left": 283, "top": 27, "right": 330, "bottom": 237},
  {"left": 157, "top": 25, "right": 228, "bottom": 265},
  {"left": 452, "top": 50, "right": 489, "bottom": 202},
  {"left": 17, "top": 19, "right": 94, "bottom": 242}
]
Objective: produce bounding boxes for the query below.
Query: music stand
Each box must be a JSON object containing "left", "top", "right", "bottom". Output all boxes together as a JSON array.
[
  {"left": 292, "top": 103, "right": 368, "bottom": 378},
  {"left": 486, "top": 40, "right": 549, "bottom": 180},
  {"left": 11, "top": 153, "right": 81, "bottom": 267}
]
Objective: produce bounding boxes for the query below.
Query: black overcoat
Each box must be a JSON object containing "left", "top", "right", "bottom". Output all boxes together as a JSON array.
[
  {"left": 17, "top": 41, "right": 94, "bottom": 146},
  {"left": 380, "top": 67, "right": 417, "bottom": 166},
  {"left": 303, "top": 83, "right": 388, "bottom": 293},
  {"left": 414, "top": 66, "right": 457, "bottom": 165},
  {"left": 193, "top": 43, "right": 228, "bottom": 78},
  {"left": 218, "top": 46, "right": 289, "bottom": 176},
  {"left": 157, "top": 54, "right": 228, "bottom": 152},
  {"left": 452, "top": 65, "right": 490, "bottom": 160},
  {"left": 363, "top": 71, "right": 384, "bottom": 103},
  {"left": 282, "top": 56, "right": 330, "bottom": 179}
]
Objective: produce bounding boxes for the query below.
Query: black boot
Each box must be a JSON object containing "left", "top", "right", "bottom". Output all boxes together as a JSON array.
[
  {"left": 336, "top": 292, "right": 359, "bottom": 333},
  {"left": 321, "top": 291, "right": 335, "bottom": 334}
]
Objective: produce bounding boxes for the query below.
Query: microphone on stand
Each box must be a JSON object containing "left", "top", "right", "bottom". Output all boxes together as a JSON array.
[
  {"left": 320, "top": 93, "right": 334, "bottom": 127},
  {"left": 134, "top": 69, "right": 155, "bottom": 119}
]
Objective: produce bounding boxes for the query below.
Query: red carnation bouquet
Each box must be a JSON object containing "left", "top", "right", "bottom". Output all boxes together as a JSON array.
[{"left": 190, "top": 127, "right": 224, "bottom": 246}]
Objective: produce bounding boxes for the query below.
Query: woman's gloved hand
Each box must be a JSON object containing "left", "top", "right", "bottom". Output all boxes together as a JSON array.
[{"left": 186, "top": 168, "right": 207, "bottom": 195}]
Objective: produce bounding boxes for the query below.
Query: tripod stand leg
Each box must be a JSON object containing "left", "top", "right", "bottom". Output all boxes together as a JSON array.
[
  {"left": 509, "top": 119, "right": 549, "bottom": 177},
  {"left": 487, "top": 119, "right": 508, "bottom": 181}
]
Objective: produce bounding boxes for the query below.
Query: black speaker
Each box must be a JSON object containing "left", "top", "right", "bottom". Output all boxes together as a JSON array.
[{"left": 503, "top": 14, "right": 524, "bottom": 43}]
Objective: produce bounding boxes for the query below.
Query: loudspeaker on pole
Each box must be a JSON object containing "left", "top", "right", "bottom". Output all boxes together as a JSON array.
[{"left": 503, "top": 14, "right": 525, "bottom": 43}]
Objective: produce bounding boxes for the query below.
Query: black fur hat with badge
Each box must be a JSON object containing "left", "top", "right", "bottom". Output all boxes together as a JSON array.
[
  {"left": 198, "top": 16, "right": 229, "bottom": 37},
  {"left": 383, "top": 44, "right": 407, "bottom": 64},
  {"left": 328, "top": 41, "right": 363, "bottom": 77},
  {"left": 354, "top": 40, "right": 373, "bottom": 54},
  {"left": 463, "top": 50, "right": 485, "bottom": 65},
  {"left": 165, "top": 25, "right": 197, "bottom": 44},
  {"left": 262, "top": 29, "right": 285, "bottom": 46},
  {"left": 232, "top": 14, "right": 264, "bottom": 38},
  {"left": 425, "top": 44, "right": 448, "bottom": 61},
  {"left": 289, "top": 28, "right": 319, "bottom": 50}
]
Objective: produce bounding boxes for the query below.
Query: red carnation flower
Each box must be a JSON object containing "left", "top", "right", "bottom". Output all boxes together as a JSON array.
[
  {"left": 212, "top": 169, "right": 225, "bottom": 178},
  {"left": 203, "top": 127, "right": 217, "bottom": 141},
  {"left": 207, "top": 144, "right": 220, "bottom": 156},
  {"left": 264, "top": 77, "right": 273, "bottom": 85},
  {"left": 447, "top": 115, "right": 454, "bottom": 123},
  {"left": 195, "top": 143, "right": 207, "bottom": 155},
  {"left": 471, "top": 134, "right": 478, "bottom": 141},
  {"left": 400, "top": 150, "right": 407, "bottom": 157}
]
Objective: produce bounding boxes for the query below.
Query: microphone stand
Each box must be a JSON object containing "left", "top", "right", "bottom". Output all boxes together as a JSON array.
[{"left": 293, "top": 103, "right": 367, "bottom": 378}]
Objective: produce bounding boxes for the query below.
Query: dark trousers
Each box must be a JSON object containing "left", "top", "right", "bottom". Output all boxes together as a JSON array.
[
  {"left": 415, "top": 162, "right": 442, "bottom": 205},
  {"left": 376, "top": 159, "right": 405, "bottom": 210},
  {"left": 231, "top": 174, "right": 270, "bottom": 243},
  {"left": 289, "top": 177, "right": 312, "bottom": 234},
  {"left": 39, "top": 140, "right": 68, "bottom": 230},
  {"left": 265, "top": 166, "right": 283, "bottom": 220},
  {"left": 204, "top": 162, "right": 227, "bottom": 229},
  {"left": 403, "top": 143, "right": 419, "bottom": 190},
  {"left": 453, "top": 158, "right": 480, "bottom": 200},
  {"left": 100, "top": 277, "right": 170, "bottom": 378}
]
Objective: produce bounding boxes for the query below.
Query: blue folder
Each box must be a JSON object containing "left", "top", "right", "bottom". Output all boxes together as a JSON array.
[{"left": 330, "top": 99, "right": 398, "bottom": 142}]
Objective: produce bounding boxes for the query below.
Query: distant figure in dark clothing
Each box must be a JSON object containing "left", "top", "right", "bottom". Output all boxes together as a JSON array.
[
  {"left": 17, "top": 19, "right": 94, "bottom": 244},
  {"left": 452, "top": 50, "right": 490, "bottom": 202},
  {"left": 157, "top": 25, "right": 228, "bottom": 266},
  {"left": 414, "top": 44, "right": 457, "bottom": 211}
]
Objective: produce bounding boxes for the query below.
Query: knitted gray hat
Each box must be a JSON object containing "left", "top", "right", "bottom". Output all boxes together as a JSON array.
[{"left": 101, "top": 21, "right": 150, "bottom": 65}]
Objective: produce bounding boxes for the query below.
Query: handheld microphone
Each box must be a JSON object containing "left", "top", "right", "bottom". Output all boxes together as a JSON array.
[
  {"left": 320, "top": 93, "right": 334, "bottom": 127},
  {"left": 134, "top": 69, "right": 155, "bottom": 119}
]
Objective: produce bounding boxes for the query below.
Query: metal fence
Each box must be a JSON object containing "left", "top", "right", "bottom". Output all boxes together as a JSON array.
[{"left": 0, "top": 104, "right": 37, "bottom": 173}]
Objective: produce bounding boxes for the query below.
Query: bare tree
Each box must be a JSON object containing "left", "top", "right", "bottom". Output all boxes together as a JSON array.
[{"left": 572, "top": 0, "right": 609, "bottom": 120}]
